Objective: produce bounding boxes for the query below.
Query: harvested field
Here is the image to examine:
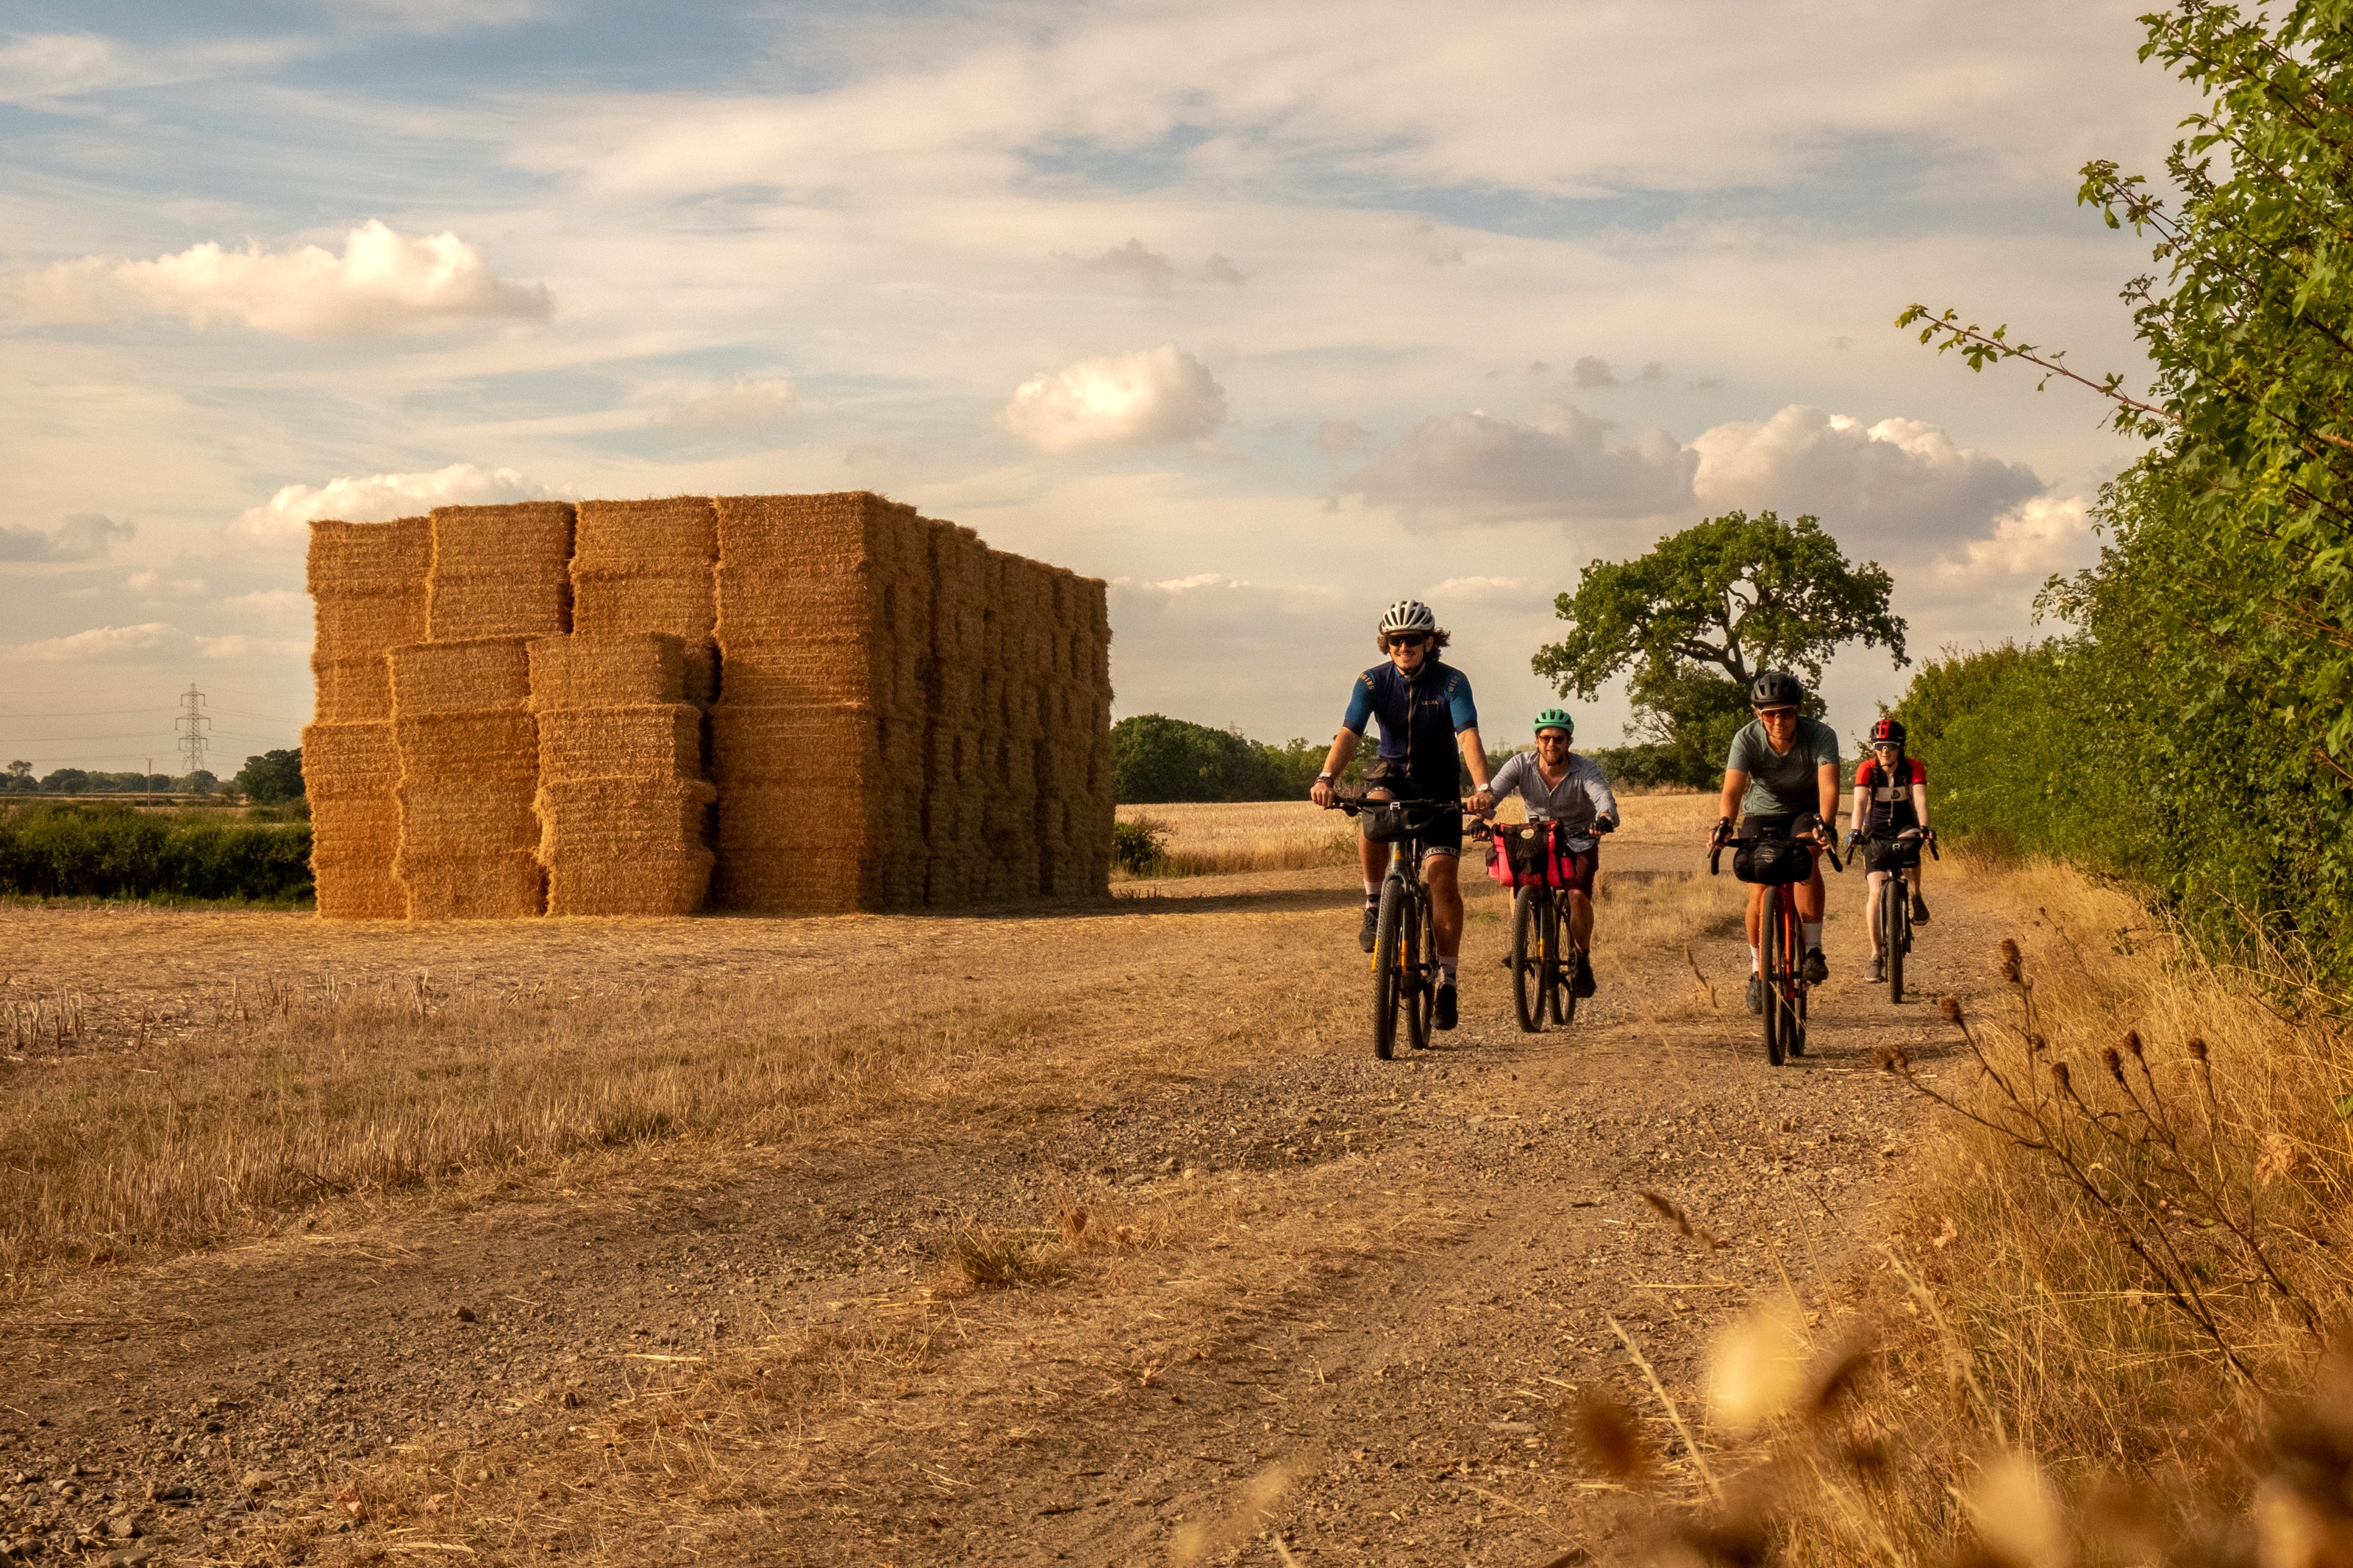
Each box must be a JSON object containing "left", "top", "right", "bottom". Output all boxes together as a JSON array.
[{"left": 0, "top": 793, "right": 2021, "bottom": 1565}]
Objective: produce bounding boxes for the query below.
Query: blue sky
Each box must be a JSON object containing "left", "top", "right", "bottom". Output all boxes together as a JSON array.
[{"left": 0, "top": 0, "right": 2196, "bottom": 771}]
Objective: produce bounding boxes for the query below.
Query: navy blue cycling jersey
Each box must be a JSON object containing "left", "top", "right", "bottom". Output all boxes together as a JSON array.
[{"left": 1341, "top": 659, "right": 1479, "bottom": 783}]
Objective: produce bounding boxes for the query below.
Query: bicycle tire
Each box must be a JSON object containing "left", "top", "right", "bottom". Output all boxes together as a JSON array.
[
  {"left": 1510, "top": 888, "right": 1541, "bottom": 1033},
  {"left": 1786, "top": 895, "right": 1808, "bottom": 1057},
  {"left": 1886, "top": 870, "right": 1906, "bottom": 1004},
  {"left": 1405, "top": 886, "right": 1435, "bottom": 1051},
  {"left": 1549, "top": 900, "right": 1576, "bottom": 1028},
  {"left": 1372, "top": 877, "right": 1404, "bottom": 1060},
  {"left": 1759, "top": 890, "right": 1785, "bottom": 1066}
]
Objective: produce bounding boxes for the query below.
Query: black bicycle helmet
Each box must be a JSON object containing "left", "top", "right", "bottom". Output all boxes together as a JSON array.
[{"left": 1749, "top": 670, "right": 1804, "bottom": 708}]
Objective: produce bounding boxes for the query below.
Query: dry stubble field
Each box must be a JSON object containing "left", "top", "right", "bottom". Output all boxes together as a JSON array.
[{"left": 0, "top": 794, "right": 2021, "bottom": 1565}]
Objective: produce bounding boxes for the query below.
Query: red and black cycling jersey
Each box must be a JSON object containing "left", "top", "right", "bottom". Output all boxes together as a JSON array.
[{"left": 1855, "top": 755, "right": 1927, "bottom": 835}]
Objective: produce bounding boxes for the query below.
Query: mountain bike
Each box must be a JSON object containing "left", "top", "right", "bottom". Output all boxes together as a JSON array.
[
  {"left": 1710, "top": 821, "right": 1842, "bottom": 1066},
  {"left": 1327, "top": 794, "right": 1465, "bottom": 1059},
  {"left": 1849, "top": 826, "right": 1938, "bottom": 1003},
  {"left": 1488, "top": 818, "right": 1607, "bottom": 1034}
]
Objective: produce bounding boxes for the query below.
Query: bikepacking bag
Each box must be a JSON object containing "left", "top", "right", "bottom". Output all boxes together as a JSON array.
[
  {"left": 1360, "top": 801, "right": 1415, "bottom": 842},
  {"left": 1734, "top": 836, "right": 1812, "bottom": 886},
  {"left": 1486, "top": 822, "right": 1592, "bottom": 890}
]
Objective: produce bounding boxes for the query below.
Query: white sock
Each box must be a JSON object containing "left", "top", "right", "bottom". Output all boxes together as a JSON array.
[
  {"left": 1440, "top": 956, "right": 1458, "bottom": 983},
  {"left": 1803, "top": 922, "right": 1823, "bottom": 951},
  {"left": 1363, "top": 880, "right": 1380, "bottom": 901},
  {"left": 1749, "top": 945, "right": 1761, "bottom": 973}
]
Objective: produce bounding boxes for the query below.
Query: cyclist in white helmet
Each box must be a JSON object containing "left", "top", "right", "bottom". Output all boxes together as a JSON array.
[{"left": 1310, "top": 600, "right": 1490, "bottom": 1031}]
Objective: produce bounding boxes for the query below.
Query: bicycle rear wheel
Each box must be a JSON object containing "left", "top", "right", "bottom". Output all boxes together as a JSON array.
[
  {"left": 1510, "top": 888, "right": 1541, "bottom": 1033},
  {"left": 1404, "top": 888, "right": 1435, "bottom": 1051},
  {"left": 1372, "top": 877, "right": 1404, "bottom": 1060},
  {"left": 1758, "top": 890, "right": 1785, "bottom": 1066},
  {"left": 1885, "top": 871, "right": 1907, "bottom": 1004}
]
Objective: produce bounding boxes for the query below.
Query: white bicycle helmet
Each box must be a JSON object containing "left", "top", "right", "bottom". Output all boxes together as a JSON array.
[{"left": 1379, "top": 599, "right": 1438, "bottom": 635}]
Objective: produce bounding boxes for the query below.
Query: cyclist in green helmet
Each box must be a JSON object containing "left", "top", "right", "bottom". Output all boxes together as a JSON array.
[{"left": 1470, "top": 709, "right": 1618, "bottom": 997}]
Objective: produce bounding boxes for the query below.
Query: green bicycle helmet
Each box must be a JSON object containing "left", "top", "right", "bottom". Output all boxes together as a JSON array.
[{"left": 1533, "top": 708, "right": 1574, "bottom": 739}]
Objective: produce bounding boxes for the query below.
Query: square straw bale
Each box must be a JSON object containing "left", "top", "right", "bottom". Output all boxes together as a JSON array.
[
  {"left": 708, "top": 701, "right": 881, "bottom": 788},
  {"left": 425, "top": 574, "right": 570, "bottom": 642},
  {"left": 308, "top": 516, "right": 431, "bottom": 599},
  {"left": 714, "top": 492, "right": 922, "bottom": 577},
  {"left": 546, "top": 852, "right": 713, "bottom": 917},
  {"left": 392, "top": 712, "right": 540, "bottom": 781},
  {"left": 527, "top": 634, "right": 687, "bottom": 710},
  {"left": 389, "top": 639, "right": 532, "bottom": 716},
  {"left": 573, "top": 496, "right": 717, "bottom": 573},
  {"left": 393, "top": 783, "right": 541, "bottom": 853},
  {"left": 314, "top": 862, "right": 410, "bottom": 921},
  {"left": 310, "top": 795, "right": 402, "bottom": 864},
  {"left": 535, "top": 704, "right": 704, "bottom": 782},
  {"left": 314, "top": 593, "right": 427, "bottom": 666},
  {"left": 312, "top": 654, "right": 399, "bottom": 725},
  {"left": 301, "top": 722, "right": 399, "bottom": 800},
  {"left": 714, "top": 783, "right": 874, "bottom": 853},
  {"left": 535, "top": 778, "right": 715, "bottom": 860},
  {"left": 571, "top": 571, "right": 717, "bottom": 688},
  {"left": 396, "top": 851, "right": 547, "bottom": 920},
  {"left": 715, "top": 565, "right": 882, "bottom": 650},
  {"left": 429, "top": 501, "right": 576, "bottom": 578},
  {"left": 710, "top": 851, "right": 875, "bottom": 915}
]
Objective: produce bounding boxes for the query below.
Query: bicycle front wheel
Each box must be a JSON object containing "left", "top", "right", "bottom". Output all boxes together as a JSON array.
[
  {"left": 1546, "top": 898, "right": 1574, "bottom": 1028},
  {"left": 1885, "top": 873, "right": 1907, "bottom": 1004},
  {"left": 1510, "top": 888, "right": 1541, "bottom": 1033},
  {"left": 1759, "top": 891, "right": 1786, "bottom": 1067},
  {"left": 1372, "top": 877, "right": 1404, "bottom": 1060},
  {"left": 1404, "top": 889, "right": 1435, "bottom": 1051}
]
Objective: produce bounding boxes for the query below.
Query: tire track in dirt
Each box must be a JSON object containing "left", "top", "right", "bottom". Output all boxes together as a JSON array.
[{"left": 0, "top": 799, "right": 2002, "bottom": 1565}]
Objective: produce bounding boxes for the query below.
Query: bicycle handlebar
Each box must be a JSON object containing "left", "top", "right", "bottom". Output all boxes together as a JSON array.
[{"left": 1709, "top": 830, "right": 1843, "bottom": 877}]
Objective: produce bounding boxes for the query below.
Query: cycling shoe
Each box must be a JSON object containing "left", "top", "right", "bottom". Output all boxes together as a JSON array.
[
  {"left": 1802, "top": 948, "right": 1829, "bottom": 985},
  {"left": 1572, "top": 952, "right": 1596, "bottom": 998},
  {"left": 1357, "top": 904, "right": 1379, "bottom": 953},
  {"left": 1865, "top": 956, "right": 1885, "bottom": 984},
  {"left": 1911, "top": 895, "right": 1930, "bottom": 925},
  {"left": 1434, "top": 982, "right": 1458, "bottom": 1031},
  {"left": 1746, "top": 973, "right": 1765, "bottom": 1014}
]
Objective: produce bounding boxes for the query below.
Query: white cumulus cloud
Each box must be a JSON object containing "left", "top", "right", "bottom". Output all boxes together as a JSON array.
[
  {"left": 228, "top": 463, "right": 561, "bottom": 548},
  {"left": 1347, "top": 404, "right": 1696, "bottom": 527},
  {"left": 1938, "top": 493, "right": 2098, "bottom": 583},
  {"left": 14, "top": 220, "right": 551, "bottom": 339},
  {"left": 1691, "top": 405, "right": 2045, "bottom": 552},
  {"left": 1001, "top": 343, "right": 1227, "bottom": 451},
  {"left": 21, "top": 622, "right": 180, "bottom": 662},
  {"left": 667, "top": 376, "right": 799, "bottom": 429}
]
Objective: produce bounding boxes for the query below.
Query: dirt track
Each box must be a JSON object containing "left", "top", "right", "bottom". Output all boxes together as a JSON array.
[{"left": 0, "top": 796, "right": 1993, "bottom": 1565}]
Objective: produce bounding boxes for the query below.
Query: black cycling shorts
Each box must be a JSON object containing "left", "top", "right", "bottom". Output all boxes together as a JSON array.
[
  {"left": 1364, "top": 759, "right": 1463, "bottom": 858},
  {"left": 1861, "top": 837, "right": 1922, "bottom": 874}
]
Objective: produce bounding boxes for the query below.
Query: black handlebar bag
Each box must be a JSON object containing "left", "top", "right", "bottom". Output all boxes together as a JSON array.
[
  {"left": 1734, "top": 837, "right": 1812, "bottom": 885},
  {"left": 1360, "top": 801, "right": 1415, "bottom": 842}
]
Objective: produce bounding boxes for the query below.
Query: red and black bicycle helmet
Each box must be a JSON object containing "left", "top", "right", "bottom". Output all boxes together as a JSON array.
[{"left": 1870, "top": 716, "right": 1907, "bottom": 746}]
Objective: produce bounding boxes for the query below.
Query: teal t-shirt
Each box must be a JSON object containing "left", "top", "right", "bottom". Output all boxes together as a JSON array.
[{"left": 1726, "top": 716, "right": 1840, "bottom": 817}]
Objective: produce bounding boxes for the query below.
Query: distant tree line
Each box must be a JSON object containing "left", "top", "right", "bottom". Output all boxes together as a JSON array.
[
  {"left": 0, "top": 748, "right": 302, "bottom": 803},
  {"left": 0, "top": 802, "right": 313, "bottom": 902}
]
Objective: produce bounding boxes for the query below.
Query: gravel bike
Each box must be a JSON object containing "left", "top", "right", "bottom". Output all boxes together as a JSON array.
[
  {"left": 1710, "top": 820, "right": 1842, "bottom": 1067},
  {"left": 1850, "top": 826, "right": 1938, "bottom": 1003},
  {"left": 1328, "top": 793, "right": 1465, "bottom": 1059},
  {"left": 1489, "top": 817, "right": 1609, "bottom": 1034}
]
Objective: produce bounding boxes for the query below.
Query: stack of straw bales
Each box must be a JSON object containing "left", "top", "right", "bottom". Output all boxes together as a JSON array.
[
  {"left": 310, "top": 488, "right": 1107, "bottom": 920},
  {"left": 528, "top": 634, "right": 715, "bottom": 914},
  {"left": 709, "top": 493, "right": 932, "bottom": 914},
  {"left": 390, "top": 639, "right": 545, "bottom": 918},
  {"left": 571, "top": 498, "right": 719, "bottom": 704},
  {"left": 426, "top": 502, "right": 575, "bottom": 640},
  {"left": 305, "top": 517, "right": 429, "bottom": 918}
]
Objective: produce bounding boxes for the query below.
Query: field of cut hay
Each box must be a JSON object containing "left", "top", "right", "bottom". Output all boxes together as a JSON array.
[{"left": 1113, "top": 800, "right": 1357, "bottom": 877}]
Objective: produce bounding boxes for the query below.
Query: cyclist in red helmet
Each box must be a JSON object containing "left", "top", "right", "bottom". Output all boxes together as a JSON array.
[{"left": 1848, "top": 715, "right": 1932, "bottom": 983}]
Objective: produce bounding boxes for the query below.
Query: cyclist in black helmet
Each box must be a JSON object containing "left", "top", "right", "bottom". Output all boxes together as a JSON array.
[{"left": 1713, "top": 670, "right": 1841, "bottom": 1010}]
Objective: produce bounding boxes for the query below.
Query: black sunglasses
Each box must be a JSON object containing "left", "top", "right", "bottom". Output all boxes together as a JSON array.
[{"left": 1388, "top": 633, "right": 1429, "bottom": 648}]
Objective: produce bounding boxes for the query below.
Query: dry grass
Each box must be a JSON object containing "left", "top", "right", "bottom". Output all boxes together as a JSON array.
[
  {"left": 1577, "top": 852, "right": 2353, "bottom": 1563},
  {"left": 1114, "top": 800, "right": 1356, "bottom": 878}
]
